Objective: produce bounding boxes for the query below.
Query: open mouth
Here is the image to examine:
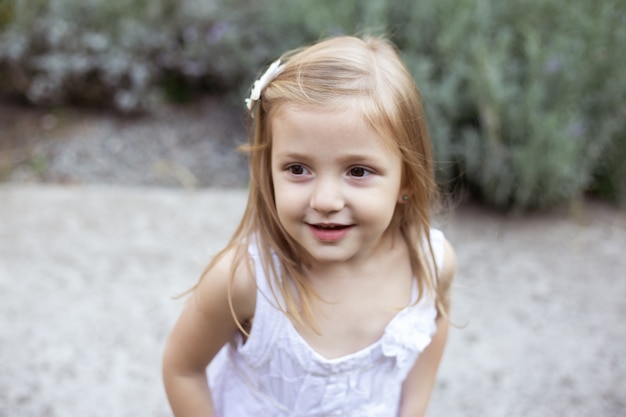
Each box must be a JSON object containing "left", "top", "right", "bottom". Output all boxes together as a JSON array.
[
  {"left": 311, "top": 224, "right": 349, "bottom": 230},
  {"left": 308, "top": 223, "right": 352, "bottom": 242}
]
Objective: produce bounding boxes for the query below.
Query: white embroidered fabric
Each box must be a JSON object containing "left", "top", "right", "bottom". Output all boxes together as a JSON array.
[{"left": 208, "top": 229, "right": 445, "bottom": 416}]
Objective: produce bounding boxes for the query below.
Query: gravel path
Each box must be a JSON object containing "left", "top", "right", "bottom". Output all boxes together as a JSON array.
[
  {"left": 1, "top": 97, "right": 249, "bottom": 188},
  {"left": 1, "top": 186, "right": 624, "bottom": 417}
]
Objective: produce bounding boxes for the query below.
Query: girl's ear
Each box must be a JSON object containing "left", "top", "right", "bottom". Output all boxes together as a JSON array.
[{"left": 397, "top": 190, "right": 410, "bottom": 204}]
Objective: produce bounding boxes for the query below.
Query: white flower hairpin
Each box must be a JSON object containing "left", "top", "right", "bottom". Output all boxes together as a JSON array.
[{"left": 245, "top": 59, "right": 285, "bottom": 112}]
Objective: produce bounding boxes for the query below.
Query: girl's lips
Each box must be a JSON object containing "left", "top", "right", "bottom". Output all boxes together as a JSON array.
[{"left": 308, "top": 224, "right": 353, "bottom": 242}]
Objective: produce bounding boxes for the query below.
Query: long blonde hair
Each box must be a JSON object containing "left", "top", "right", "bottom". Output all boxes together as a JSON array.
[{"left": 198, "top": 35, "right": 443, "bottom": 331}]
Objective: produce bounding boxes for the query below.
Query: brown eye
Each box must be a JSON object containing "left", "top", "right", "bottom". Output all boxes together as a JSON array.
[
  {"left": 288, "top": 165, "right": 307, "bottom": 175},
  {"left": 349, "top": 167, "right": 370, "bottom": 177}
]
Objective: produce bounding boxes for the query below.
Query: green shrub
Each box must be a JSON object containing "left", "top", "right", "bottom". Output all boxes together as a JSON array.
[
  {"left": 1, "top": 0, "right": 173, "bottom": 110},
  {"left": 0, "top": 0, "right": 396, "bottom": 109},
  {"left": 389, "top": 0, "right": 626, "bottom": 209},
  {"left": 1, "top": 0, "right": 624, "bottom": 209}
]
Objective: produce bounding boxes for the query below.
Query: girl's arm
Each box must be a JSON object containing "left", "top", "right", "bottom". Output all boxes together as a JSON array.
[
  {"left": 398, "top": 239, "right": 457, "bottom": 417},
  {"left": 162, "top": 248, "right": 256, "bottom": 417}
]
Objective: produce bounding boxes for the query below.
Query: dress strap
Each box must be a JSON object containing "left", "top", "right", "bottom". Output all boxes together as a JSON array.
[
  {"left": 235, "top": 238, "right": 286, "bottom": 367},
  {"left": 429, "top": 228, "right": 445, "bottom": 275}
]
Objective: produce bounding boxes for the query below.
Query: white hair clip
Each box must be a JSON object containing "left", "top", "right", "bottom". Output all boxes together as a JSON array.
[{"left": 245, "top": 59, "right": 285, "bottom": 112}]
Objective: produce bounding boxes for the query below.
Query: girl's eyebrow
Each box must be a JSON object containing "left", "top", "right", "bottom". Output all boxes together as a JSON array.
[
  {"left": 337, "top": 155, "right": 384, "bottom": 167},
  {"left": 273, "top": 151, "right": 307, "bottom": 159},
  {"left": 272, "top": 151, "right": 311, "bottom": 164},
  {"left": 274, "top": 151, "right": 382, "bottom": 165}
]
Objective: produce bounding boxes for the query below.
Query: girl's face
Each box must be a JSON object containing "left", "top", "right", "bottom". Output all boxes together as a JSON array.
[{"left": 271, "top": 106, "right": 406, "bottom": 266}]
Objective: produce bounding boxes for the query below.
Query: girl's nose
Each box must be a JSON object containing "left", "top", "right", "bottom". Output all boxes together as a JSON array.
[{"left": 310, "top": 177, "right": 344, "bottom": 213}]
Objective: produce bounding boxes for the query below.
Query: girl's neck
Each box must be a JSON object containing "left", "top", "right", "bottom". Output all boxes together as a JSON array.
[
  {"left": 304, "top": 227, "right": 406, "bottom": 283},
  {"left": 291, "top": 227, "right": 414, "bottom": 358}
]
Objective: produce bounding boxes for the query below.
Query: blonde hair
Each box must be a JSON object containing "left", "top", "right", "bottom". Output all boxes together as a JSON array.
[{"left": 198, "top": 35, "right": 443, "bottom": 331}]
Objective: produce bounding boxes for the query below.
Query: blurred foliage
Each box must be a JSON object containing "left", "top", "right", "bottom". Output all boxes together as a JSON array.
[
  {"left": 388, "top": 0, "right": 626, "bottom": 210},
  {"left": 0, "top": 0, "right": 624, "bottom": 210}
]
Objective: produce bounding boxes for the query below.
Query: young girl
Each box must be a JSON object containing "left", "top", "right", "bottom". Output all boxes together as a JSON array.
[{"left": 162, "top": 35, "right": 457, "bottom": 417}]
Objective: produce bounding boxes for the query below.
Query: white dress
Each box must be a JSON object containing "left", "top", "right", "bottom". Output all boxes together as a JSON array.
[{"left": 208, "top": 230, "right": 445, "bottom": 416}]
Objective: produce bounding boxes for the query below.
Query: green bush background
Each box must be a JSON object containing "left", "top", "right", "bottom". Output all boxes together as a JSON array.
[{"left": 1, "top": 0, "right": 624, "bottom": 210}]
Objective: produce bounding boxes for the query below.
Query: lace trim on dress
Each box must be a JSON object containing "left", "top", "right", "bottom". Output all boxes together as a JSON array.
[{"left": 381, "top": 299, "right": 438, "bottom": 371}]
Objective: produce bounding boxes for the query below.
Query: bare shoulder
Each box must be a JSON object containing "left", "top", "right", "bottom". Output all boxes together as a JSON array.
[
  {"left": 163, "top": 244, "right": 257, "bottom": 373},
  {"left": 440, "top": 238, "right": 457, "bottom": 288},
  {"left": 436, "top": 238, "right": 457, "bottom": 315},
  {"left": 194, "top": 244, "right": 257, "bottom": 323}
]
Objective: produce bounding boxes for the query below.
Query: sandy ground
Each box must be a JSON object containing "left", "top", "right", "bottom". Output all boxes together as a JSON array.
[{"left": 1, "top": 184, "right": 625, "bottom": 417}]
